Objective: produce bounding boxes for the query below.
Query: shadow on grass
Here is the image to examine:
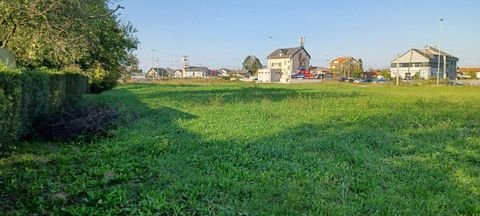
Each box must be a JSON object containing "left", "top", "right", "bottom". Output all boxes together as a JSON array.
[
  {"left": 1, "top": 84, "right": 479, "bottom": 215},
  {"left": 120, "top": 84, "right": 361, "bottom": 105}
]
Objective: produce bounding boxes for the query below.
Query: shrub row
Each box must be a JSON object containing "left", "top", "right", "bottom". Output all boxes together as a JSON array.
[{"left": 0, "top": 68, "right": 88, "bottom": 149}]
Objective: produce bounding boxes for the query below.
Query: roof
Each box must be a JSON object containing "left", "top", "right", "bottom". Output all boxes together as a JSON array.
[
  {"left": 424, "top": 46, "right": 457, "bottom": 58},
  {"left": 148, "top": 67, "right": 174, "bottom": 74},
  {"left": 185, "top": 66, "right": 209, "bottom": 72},
  {"left": 229, "top": 69, "right": 251, "bottom": 75},
  {"left": 392, "top": 46, "right": 459, "bottom": 62},
  {"left": 268, "top": 47, "right": 311, "bottom": 59},
  {"left": 219, "top": 69, "right": 251, "bottom": 75},
  {"left": 458, "top": 67, "right": 480, "bottom": 73},
  {"left": 331, "top": 56, "right": 360, "bottom": 65}
]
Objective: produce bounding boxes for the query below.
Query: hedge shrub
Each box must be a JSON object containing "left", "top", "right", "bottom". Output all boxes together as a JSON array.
[{"left": 0, "top": 68, "right": 88, "bottom": 149}]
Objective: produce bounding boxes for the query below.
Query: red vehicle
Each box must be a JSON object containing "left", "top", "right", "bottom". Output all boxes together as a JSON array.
[{"left": 291, "top": 67, "right": 319, "bottom": 79}]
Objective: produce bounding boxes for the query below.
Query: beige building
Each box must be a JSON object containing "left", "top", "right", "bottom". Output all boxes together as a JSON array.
[
  {"left": 257, "top": 68, "right": 282, "bottom": 83},
  {"left": 183, "top": 66, "right": 210, "bottom": 78},
  {"left": 329, "top": 56, "right": 363, "bottom": 78},
  {"left": 390, "top": 46, "right": 459, "bottom": 79},
  {"left": 267, "top": 46, "right": 311, "bottom": 77}
]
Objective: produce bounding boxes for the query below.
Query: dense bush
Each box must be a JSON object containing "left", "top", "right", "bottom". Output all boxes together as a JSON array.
[
  {"left": 0, "top": 68, "right": 87, "bottom": 149},
  {"left": 87, "top": 65, "right": 120, "bottom": 93},
  {"left": 36, "top": 104, "right": 120, "bottom": 141}
]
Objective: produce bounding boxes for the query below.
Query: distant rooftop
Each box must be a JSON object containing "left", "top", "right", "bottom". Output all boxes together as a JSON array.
[
  {"left": 394, "top": 46, "right": 459, "bottom": 62},
  {"left": 268, "top": 47, "right": 311, "bottom": 59}
]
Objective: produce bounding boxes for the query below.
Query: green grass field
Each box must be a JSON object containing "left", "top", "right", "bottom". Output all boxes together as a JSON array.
[{"left": 1, "top": 81, "right": 480, "bottom": 215}]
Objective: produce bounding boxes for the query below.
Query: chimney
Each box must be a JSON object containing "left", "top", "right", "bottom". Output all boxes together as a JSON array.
[{"left": 300, "top": 36, "right": 305, "bottom": 47}]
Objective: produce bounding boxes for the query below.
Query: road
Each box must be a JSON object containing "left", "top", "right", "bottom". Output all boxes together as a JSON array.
[{"left": 463, "top": 79, "right": 480, "bottom": 86}]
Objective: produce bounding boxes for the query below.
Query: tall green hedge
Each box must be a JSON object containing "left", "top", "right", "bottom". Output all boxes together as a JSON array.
[{"left": 0, "top": 69, "right": 88, "bottom": 149}]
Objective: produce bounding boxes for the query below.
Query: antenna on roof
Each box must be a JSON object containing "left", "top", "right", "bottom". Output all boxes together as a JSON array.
[{"left": 300, "top": 36, "right": 305, "bottom": 47}]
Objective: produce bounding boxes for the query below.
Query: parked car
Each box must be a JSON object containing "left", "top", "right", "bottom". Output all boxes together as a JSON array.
[
  {"left": 354, "top": 78, "right": 374, "bottom": 83},
  {"left": 353, "top": 79, "right": 364, "bottom": 83},
  {"left": 457, "top": 74, "right": 471, "bottom": 80},
  {"left": 376, "top": 78, "right": 387, "bottom": 83},
  {"left": 291, "top": 73, "right": 305, "bottom": 79}
]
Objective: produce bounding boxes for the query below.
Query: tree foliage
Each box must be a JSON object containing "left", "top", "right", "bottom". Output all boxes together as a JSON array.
[
  {"left": 242, "top": 55, "right": 262, "bottom": 75},
  {"left": 0, "top": 0, "right": 138, "bottom": 92},
  {"left": 352, "top": 58, "right": 364, "bottom": 78}
]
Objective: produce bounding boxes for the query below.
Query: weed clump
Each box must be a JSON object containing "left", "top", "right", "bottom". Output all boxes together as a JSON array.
[{"left": 36, "top": 104, "right": 120, "bottom": 141}]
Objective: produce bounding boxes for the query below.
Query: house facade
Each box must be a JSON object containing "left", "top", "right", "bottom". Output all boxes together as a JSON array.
[
  {"left": 329, "top": 57, "right": 363, "bottom": 78},
  {"left": 174, "top": 70, "right": 183, "bottom": 78},
  {"left": 267, "top": 47, "right": 311, "bottom": 77},
  {"left": 130, "top": 72, "right": 145, "bottom": 79},
  {"left": 257, "top": 68, "right": 282, "bottom": 83},
  {"left": 146, "top": 67, "right": 173, "bottom": 78},
  {"left": 390, "top": 46, "right": 459, "bottom": 80},
  {"left": 217, "top": 69, "right": 253, "bottom": 78},
  {"left": 183, "top": 66, "right": 210, "bottom": 78}
]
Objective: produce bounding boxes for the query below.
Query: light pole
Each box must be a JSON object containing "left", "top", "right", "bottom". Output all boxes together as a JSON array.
[
  {"left": 396, "top": 53, "right": 400, "bottom": 86},
  {"left": 436, "top": 18, "right": 443, "bottom": 86},
  {"left": 151, "top": 49, "right": 156, "bottom": 79}
]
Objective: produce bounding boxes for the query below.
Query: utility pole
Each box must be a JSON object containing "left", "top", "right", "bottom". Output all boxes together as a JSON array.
[
  {"left": 396, "top": 53, "right": 400, "bottom": 86},
  {"left": 152, "top": 49, "right": 156, "bottom": 79},
  {"left": 437, "top": 18, "right": 443, "bottom": 86},
  {"left": 444, "top": 55, "right": 447, "bottom": 83},
  {"left": 407, "top": 50, "right": 413, "bottom": 80}
]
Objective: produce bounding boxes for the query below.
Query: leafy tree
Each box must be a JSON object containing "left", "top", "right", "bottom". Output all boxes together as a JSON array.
[
  {"left": 350, "top": 58, "right": 362, "bottom": 78},
  {"left": 121, "top": 53, "right": 141, "bottom": 77},
  {"left": 380, "top": 68, "right": 391, "bottom": 78},
  {"left": 0, "top": 0, "right": 138, "bottom": 92},
  {"left": 242, "top": 55, "right": 262, "bottom": 75}
]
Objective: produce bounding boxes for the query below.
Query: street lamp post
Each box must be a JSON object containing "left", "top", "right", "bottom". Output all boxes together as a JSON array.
[
  {"left": 151, "top": 49, "right": 156, "bottom": 79},
  {"left": 396, "top": 53, "right": 400, "bottom": 86},
  {"left": 436, "top": 18, "right": 443, "bottom": 86}
]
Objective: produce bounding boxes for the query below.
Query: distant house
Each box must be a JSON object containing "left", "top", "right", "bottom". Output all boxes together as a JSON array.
[
  {"left": 329, "top": 56, "right": 363, "bottom": 78},
  {"left": 217, "top": 69, "right": 230, "bottom": 77},
  {"left": 174, "top": 70, "right": 183, "bottom": 78},
  {"left": 184, "top": 66, "right": 210, "bottom": 78},
  {"left": 268, "top": 46, "right": 311, "bottom": 77},
  {"left": 458, "top": 67, "right": 480, "bottom": 79},
  {"left": 146, "top": 67, "right": 174, "bottom": 78},
  {"left": 0, "top": 48, "right": 16, "bottom": 68},
  {"left": 311, "top": 67, "right": 333, "bottom": 79},
  {"left": 363, "top": 71, "right": 378, "bottom": 78},
  {"left": 217, "top": 69, "right": 252, "bottom": 78},
  {"left": 390, "top": 46, "right": 459, "bottom": 80},
  {"left": 130, "top": 72, "right": 145, "bottom": 79},
  {"left": 258, "top": 69, "right": 282, "bottom": 83}
]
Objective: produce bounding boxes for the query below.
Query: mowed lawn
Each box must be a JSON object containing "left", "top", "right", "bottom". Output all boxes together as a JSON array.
[{"left": 1, "top": 81, "right": 480, "bottom": 215}]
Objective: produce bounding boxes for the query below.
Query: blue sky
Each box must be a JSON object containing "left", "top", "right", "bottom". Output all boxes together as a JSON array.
[{"left": 117, "top": 0, "right": 480, "bottom": 70}]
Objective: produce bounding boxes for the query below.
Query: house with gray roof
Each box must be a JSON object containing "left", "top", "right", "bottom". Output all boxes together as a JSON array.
[
  {"left": 218, "top": 69, "right": 252, "bottom": 78},
  {"left": 267, "top": 46, "right": 311, "bottom": 76},
  {"left": 390, "top": 46, "right": 459, "bottom": 80},
  {"left": 183, "top": 66, "right": 210, "bottom": 78},
  {"left": 146, "top": 67, "right": 174, "bottom": 78}
]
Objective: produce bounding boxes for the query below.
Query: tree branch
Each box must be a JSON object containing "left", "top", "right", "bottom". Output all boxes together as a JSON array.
[
  {"left": 76, "top": 0, "right": 124, "bottom": 19},
  {"left": 2, "top": 23, "right": 17, "bottom": 48}
]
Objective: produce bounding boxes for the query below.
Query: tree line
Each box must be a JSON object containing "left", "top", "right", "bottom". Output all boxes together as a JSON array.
[{"left": 0, "top": 0, "right": 138, "bottom": 92}]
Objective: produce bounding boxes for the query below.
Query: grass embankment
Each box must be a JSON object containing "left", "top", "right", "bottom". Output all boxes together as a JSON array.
[{"left": 1, "top": 81, "right": 479, "bottom": 215}]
